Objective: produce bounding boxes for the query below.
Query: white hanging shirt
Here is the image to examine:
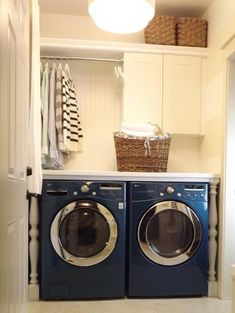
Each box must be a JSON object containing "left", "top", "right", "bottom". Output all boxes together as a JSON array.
[
  {"left": 48, "top": 65, "right": 59, "bottom": 159},
  {"left": 41, "top": 63, "right": 50, "bottom": 155}
]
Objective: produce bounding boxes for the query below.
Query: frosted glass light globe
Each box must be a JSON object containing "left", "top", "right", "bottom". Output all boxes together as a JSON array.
[{"left": 88, "top": 0, "right": 155, "bottom": 34}]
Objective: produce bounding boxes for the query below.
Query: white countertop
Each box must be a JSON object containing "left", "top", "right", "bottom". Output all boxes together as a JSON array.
[{"left": 43, "top": 170, "right": 220, "bottom": 183}]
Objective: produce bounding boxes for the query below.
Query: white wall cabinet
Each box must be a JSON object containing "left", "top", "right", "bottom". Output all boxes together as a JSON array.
[
  {"left": 163, "top": 55, "right": 202, "bottom": 135},
  {"left": 123, "top": 52, "right": 204, "bottom": 135},
  {"left": 122, "top": 53, "right": 163, "bottom": 128}
]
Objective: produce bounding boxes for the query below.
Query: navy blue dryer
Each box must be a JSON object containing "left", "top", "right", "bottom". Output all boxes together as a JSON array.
[
  {"left": 127, "top": 182, "right": 208, "bottom": 297},
  {"left": 40, "top": 180, "right": 126, "bottom": 300}
]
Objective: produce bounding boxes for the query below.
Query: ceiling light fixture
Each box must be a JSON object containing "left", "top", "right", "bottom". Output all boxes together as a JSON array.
[{"left": 88, "top": 0, "right": 155, "bottom": 34}]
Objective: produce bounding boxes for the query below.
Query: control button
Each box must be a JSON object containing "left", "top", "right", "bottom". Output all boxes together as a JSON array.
[
  {"left": 166, "top": 186, "right": 175, "bottom": 194},
  {"left": 160, "top": 192, "right": 164, "bottom": 197},
  {"left": 81, "top": 185, "right": 90, "bottom": 193},
  {"left": 118, "top": 202, "right": 124, "bottom": 209},
  {"left": 177, "top": 193, "right": 182, "bottom": 197},
  {"left": 186, "top": 193, "right": 191, "bottom": 197},
  {"left": 92, "top": 191, "right": 96, "bottom": 196},
  {"left": 73, "top": 191, "right": 78, "bottom": 196},
  {"left": 193, "top": 193, "right": 198, "bottom": 198},
  {"left": 200, "top": 193, "right": 204, "bottom": 197}
]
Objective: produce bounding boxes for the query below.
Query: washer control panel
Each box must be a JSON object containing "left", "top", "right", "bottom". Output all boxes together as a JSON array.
[
  {"left": 44, "top": 181, "right": 125, "bottom": 201},
  {"left": 74, "top": 182, "right": 124, "bottom": 200}
]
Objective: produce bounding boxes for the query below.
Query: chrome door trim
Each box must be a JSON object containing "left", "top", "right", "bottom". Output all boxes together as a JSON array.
[
  {"left": 138, "top": 201, "right": 202, "bottom": 266},
  {"left": 50, "top": 200, "right": 118, "bottom": 267}
]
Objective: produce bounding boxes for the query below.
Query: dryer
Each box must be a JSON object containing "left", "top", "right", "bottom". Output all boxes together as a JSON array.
[
  {"left": 127, "top": 182, "right": 208, "bottom": 297},
  {"left": 40, "top": 180, "right": 126, "bottom": 300}
]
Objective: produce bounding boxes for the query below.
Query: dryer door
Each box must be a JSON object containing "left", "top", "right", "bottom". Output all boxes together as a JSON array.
[
  {"left": 50, "top": 200, "right": 118, "bottom": 266},
  {"left": 138, "top": 201, "right": 202, "bottom": 266}
]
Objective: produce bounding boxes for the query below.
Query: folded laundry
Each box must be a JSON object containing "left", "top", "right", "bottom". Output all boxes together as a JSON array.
[
  {"left": 121, "top": 122, "right": 155, "bottom": 132},
  {"left": 120, "top": 129, "right": 154, "bottom": 137},
  {"left": 121, "top": 122, "right": 163, "bottom": 136}
]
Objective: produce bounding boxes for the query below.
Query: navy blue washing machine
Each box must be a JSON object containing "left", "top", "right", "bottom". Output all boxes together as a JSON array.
[
  {"left": 127, "top": 182, "right": 208, "bottom": 297},
  {"left": 40, "top": 180, "right": 126, "bottom": 300}
]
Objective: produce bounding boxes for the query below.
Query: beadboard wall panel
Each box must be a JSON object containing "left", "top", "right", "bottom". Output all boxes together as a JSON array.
[
  {"left": 167, "top": 136, "right": 200, "bottom": 172},
  {"left": 62, "top": 60, "right": 122, "bottom": 171}
]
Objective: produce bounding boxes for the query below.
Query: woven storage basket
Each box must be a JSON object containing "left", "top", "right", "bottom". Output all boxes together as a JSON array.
[
  {"left": 144, "top": 15, "right": 176, "bottom": 45},
  {"left": 176, "top": 17, "right": 208, "bottom": 47},
  {"left": 113, "top": 132, "right": 171, "bottom": 172}
]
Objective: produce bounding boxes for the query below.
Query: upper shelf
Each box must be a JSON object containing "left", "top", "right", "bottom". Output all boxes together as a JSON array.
[{"left": 40, "top": 37, "right": 208, "bottom": 60}]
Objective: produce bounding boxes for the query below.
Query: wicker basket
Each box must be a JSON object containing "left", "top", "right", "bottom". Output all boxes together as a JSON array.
[
  {"left": 113, "top": 132, "right": 171, "bottom": 172},
  {"left": 144, "top": 15, "right": 176, "bottom": 45},
  {"left": 176, "top": 17, "right": 208, "bottom": 47}
]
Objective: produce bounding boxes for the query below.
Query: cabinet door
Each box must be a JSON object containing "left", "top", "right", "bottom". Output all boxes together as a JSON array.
[
  {"left": 123, "top": 53, "right": 163, "bottom": 127},
  {"left": 163, "top": 55, "right": 202, "bottom": 135}
]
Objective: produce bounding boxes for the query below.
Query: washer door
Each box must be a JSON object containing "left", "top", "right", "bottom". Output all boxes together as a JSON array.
[
  {"left": 51, "top": 200, "right": 118, "bottom": 266},
  {"left": 138, "top": 201, "right": 202, "bottom": 266}
]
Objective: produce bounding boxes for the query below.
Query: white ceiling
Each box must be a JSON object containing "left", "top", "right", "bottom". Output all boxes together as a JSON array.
[{"left": 39, "top": 0, "right": 213, "bottom": 17}]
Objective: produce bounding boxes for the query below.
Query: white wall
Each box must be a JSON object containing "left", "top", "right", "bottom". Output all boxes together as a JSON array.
[
  {"left": 222, "top": 60, "right": 235, "bottom": 301},
  {"left": 198, "top": 49, "right": 223, "bottom": 173},
  {"left": 40, "top": 13, "right": 145, "bottom": 43},
  {"left": 205, "top": 0, "right": 235, "bottom": 46},
  {"left": 203, "top": 0, "right": 235, "bottom": 300},
  {"left": 167, "top": 136, "right": 200, "bottom": 172}
]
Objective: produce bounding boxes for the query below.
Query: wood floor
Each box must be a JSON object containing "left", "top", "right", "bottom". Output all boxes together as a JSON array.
[{"left": 28, "top": 298, "right": 231, "bottom": 313}]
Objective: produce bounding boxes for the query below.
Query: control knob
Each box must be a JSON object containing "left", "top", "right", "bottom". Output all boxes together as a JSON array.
[
  {"left": 166, "top": 186, "right": 175, "bottom": 194},
  {"left": 81, "top": 184, "right": 90, "bottom": 193}
]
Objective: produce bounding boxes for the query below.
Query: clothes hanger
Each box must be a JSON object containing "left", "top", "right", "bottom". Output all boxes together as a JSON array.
[{"left": 65, "top": 63, "right": 72, "bottom": 81}]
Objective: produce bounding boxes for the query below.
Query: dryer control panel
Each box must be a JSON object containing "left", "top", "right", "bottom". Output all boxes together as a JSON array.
[
  {"left": 131, "top": 182, "right": 208, "bottom": 202},
  {"left": 160, "top": 184, "right": 207, "bottom": 201}
]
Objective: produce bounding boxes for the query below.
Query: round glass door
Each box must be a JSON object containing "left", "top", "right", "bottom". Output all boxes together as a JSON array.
[
  {"left": 138, "top": 201, "right": 202, "bottom": 266},
  {"left": 51, "top": 200, "right": 118, "bottom": 266}
]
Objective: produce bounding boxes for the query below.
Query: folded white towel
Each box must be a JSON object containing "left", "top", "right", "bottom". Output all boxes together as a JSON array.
[
  {"left": 121, "top": 122, "right": 163, "bottom": 136},
  {"left": 121, "top": 129, "right": 154, "bottom": 137},
  {"left": 121, "top": 122, "right": 154, "bottom": 133}
]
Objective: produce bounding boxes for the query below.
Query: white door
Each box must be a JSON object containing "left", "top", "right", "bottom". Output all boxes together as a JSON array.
[{"left": 0, "top": 0, "right": 29, "bottom": 312}]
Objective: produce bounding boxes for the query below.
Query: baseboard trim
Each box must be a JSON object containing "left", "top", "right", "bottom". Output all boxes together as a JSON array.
[
  {"left": 28, "top": 285, "right": 39, "bottom": 301},
  {"left": 208, "top": 281, "right": 218, "bottom": 297}
]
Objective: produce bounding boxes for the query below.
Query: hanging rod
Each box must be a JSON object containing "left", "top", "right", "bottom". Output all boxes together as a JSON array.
[{"left": 40, "top": 55, "right": 123, "bottom": 63}]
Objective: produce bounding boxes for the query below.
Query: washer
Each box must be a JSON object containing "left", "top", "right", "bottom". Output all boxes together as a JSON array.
[
  {"left": 127, "top": 182, "right": 208, "bottom": 297},
  {"left": 40, "top": 180, "right": 126, "bottom": 300}
]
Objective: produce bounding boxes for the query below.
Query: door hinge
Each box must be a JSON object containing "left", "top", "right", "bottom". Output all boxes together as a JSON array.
[
  {"left": 26, "top": 190, "right": 37, "bottom": 200},
  {"left": 26, "top": 166, "right": 32, "bottom": 177}
]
